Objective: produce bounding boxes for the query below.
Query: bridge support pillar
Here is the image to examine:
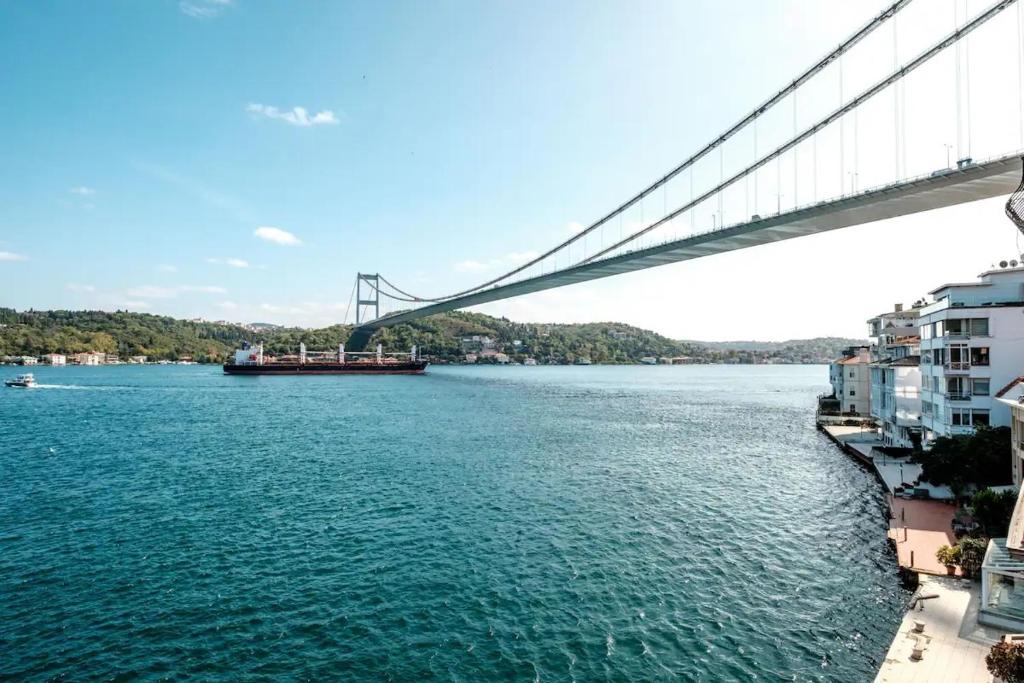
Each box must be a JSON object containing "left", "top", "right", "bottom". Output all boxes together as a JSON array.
[{"left": 356, "top": 273, "right": 380, "bottom": 325}]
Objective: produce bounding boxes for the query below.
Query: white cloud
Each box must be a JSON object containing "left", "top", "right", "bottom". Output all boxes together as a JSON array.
[
  {"left": 506, "top": 251, "right": 540, "bottom": 264},
  {"left": 126, "top": 285, "right": 178, "bottom": 299},
  {"left": 158, "top": 264, "right": 177, "bottom": 273},
  {"left": 0, "top": 251, "right": 28, "bottom": 262},
  {"left": 69, "top": 186, "right": 95, "bottom": 196},
  {"left": 66, "top": 283, "right": 96, "bottom": 293},
  {"left": 181, "top": 285, "right": 227, "bottom": 294},
  {"left": 207, "top": 257, "right": 250, "bottom": 268},
  {"left": 246, "top": 103, "right": 339, "bottom": 127},
  {"left": 218, "top": 300, "right": 238, "bottom": 310},
  {"left": 254, "top": 226, "right": 302, "bottom": 246},
  {"left": 126, "top": 284, "right": 225, "bottom": 298},
  {"left": 566, "top": 221, "right": 584, "bottom": 234},
  {"left": 454, "top": 259, "right": 490, "bottom": 273},
  {"left": 180, "top": 0, "right": 231, "bottom": 18}
]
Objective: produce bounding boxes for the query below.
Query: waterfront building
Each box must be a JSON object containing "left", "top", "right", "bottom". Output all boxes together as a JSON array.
[
  {"left": 997, "top": 379, "right": 1024, "bottom": 487},
  {"left": 868, "top": 305, "right": 922, "bottom": 449},
  {"left": 42, "top": 353, "right": 66, "bottom": 366},
  {"left": 19, "top": 356, "right": 38, "bottom": 366},
  {"left": 828, "top": 346, "right": 871, "bottom": 415},
  {"left": 918, "top": 267, "right": 1024, "bottom": 447},
  {"left": 128, "top": 355, "right": 147, "bottom": 364},
  {"left": 464, "top": 353, "right": 478, "bottom": 364},
  {"left": 75, "top": 352, "right": 103, "bottom": 365}
]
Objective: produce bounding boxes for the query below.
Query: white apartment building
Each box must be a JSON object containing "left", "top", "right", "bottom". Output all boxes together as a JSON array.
[
  {"left": 75, "top": 352, "right": 103, "bottom": 366},
  {"left": 42, "top": 353, "right": 66, "bottom": 366},
  {"left": 829, "top": 346, "right": 871, "bottom": 415},
  {"left": 868, "top": 305, "right": 922, "bottom": 449},
  {"left": 919, "top": 267, "right": 1024, "bottom": 447},
  {"left": 870, "top": 357, "right": 923, "bottom": 448}
]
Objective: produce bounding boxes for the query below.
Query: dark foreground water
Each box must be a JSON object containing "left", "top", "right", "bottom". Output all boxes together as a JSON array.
[{"left": 1, "top": 364, "right": 906, "bottom": 681}]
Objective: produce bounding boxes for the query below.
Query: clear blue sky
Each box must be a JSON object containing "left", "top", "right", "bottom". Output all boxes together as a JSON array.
[{"left": 2, "top": 1, "right": 1022, "bottom": 339}]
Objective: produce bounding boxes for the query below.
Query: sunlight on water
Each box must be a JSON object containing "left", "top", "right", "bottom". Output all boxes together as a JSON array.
[{"left": 0, "top": 364, "right": 907, "bottom": 680}]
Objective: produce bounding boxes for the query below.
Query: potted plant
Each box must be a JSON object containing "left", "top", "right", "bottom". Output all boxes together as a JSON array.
[
  {"left": 957, "top": 537, "right": 988, "bottom": 579},
  {"left": 935, "top": 545, "right": 961, "bottom": 576},
  {"left": 987, "top": 638, "right": 1024, "bottom": 683}
]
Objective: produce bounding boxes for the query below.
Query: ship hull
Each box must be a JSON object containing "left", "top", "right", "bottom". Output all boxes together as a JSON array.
[{"left": 223, "top": 361, "right": 428, "bottom": 376}]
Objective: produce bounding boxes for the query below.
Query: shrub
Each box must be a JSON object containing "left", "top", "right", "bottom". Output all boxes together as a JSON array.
[
  {"left": 957, "top": 537, "right": 988, "bottom": 579},
  {"left": 987, "top": 640, "right": 1024, "bottom": 683}
]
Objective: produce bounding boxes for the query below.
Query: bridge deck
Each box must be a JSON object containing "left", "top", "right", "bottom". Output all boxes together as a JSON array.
[{"left": 349, "top": 153, "right": 1022, "bottom": 346}]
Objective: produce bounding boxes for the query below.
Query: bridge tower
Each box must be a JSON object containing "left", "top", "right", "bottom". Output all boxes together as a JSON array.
[{"left": 355, "top": 273, "right": 380, "bottom": 325}]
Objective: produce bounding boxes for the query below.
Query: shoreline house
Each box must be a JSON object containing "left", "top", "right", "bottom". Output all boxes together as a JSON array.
[
  {"left": 868, "top": 304, "right": 923, "bottom": 449},
  {"left": 997, "top": 379, "right": 1024, "bottom": 487},
  {"left": 829, "top": 346, "right": 871, "bottom": 415},
  {"left": 918, "top": 266, "right": 1024, "bottom": 448},
  {"left": 42, "top": 353, "right": 66, "bottom": 366}
]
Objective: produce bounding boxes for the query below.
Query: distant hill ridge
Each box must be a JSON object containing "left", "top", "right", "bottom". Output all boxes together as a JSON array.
[
  {"left": 0, "top": 308, "right": 864, "bottom": 365},
  {"left": 680, "top": 337, "right": 868, "bottom": 352}
]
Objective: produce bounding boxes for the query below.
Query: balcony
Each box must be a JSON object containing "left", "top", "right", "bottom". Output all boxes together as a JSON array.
[
  {"left": 944, "top": 361, "right": 971, "bottom": 373},
  {"left": 946, "top": 392, "right": 972, "bottom": 402}
]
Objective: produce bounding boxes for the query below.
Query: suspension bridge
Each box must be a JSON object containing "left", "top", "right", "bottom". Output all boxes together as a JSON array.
[{"left": 344, "top": 0, "right": 1024, "bottom": 352}]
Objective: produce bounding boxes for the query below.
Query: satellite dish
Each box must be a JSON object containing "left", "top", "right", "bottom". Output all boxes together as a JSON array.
[
  {"left": 1013, "top": 260, "right": 1020, "bottom": 267},
  {"left": 1000, "top": 260, "right": 1009, "bottom": 268}
]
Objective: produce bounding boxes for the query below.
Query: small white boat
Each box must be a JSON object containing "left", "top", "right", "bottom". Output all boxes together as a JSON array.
[{"left": 5, "top": 373, "right": 37, "bottom": 388}]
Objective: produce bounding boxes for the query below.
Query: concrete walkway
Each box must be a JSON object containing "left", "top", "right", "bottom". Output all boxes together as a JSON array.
[
  {"left": 888, "top": 497, "right": 960, "bottom": 576},
  {"left": 875, "top": 575, "right": 1000, "bottom": 683}
]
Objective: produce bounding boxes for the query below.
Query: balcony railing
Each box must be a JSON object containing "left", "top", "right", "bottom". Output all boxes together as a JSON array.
[
  {"left": 946, "top": 392, "right": 971, "bottom": 402},
  {"left": 945, "top": 361, "right": 971, "bottom": 372}
]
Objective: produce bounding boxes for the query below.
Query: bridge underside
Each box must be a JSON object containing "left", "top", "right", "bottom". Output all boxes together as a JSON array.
[{"left": 345, "top": 154, "right": 1023, "bottom": 350}]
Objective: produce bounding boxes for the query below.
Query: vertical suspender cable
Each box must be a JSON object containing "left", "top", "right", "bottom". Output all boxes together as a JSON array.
[
  {"left": 793, "top": 93, "right": 799, "bottom": 204},
  {"left": 955, "top": 0, "right": 963, "bottom": 159},
  {"left": 1019, "top": 0, "right": 1024, "bottom": 148},
  {"left": 964, "top": 0, "right": 972, "bottom": 158},
  {"left": 894, "top": 13, "right": 901, "bottom": 178},
  {"left": 839, "top": 54, "right": 846, "bottom": 193}
]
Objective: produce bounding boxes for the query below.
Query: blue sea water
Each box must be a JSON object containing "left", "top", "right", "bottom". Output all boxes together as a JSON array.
[{"left": 1, "top": 364, "right": 906, "bottom": 681}]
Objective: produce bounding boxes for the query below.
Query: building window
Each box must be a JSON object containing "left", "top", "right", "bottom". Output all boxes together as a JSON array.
[
  {"left": 921, "top": 325, "right": 932, "bottom": 340},
  {"left": 970, "top": 318, "right": 989, "bottom": 336},
  {"left": 935, "top": 320, "right": 945, "bottom": 337},
  {"left": 971, "top": 378, "right": 990, "bottom": 396},
  {"left": 971, "top": 347, "right": 990, "bottom": 366},
  {"left": 850, "top": 389, "right": 856, "bottom": 396},
  {"left": 849, "top": 370, "right": 855, "bottom": 378},
  {"left": 947, "top": 319, "right": 965, "bottom": 336}
]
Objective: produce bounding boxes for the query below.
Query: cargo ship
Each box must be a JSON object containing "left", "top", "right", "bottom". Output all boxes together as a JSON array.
[{"left": 223, "top": 342, "right": 427, "bottom": 375}]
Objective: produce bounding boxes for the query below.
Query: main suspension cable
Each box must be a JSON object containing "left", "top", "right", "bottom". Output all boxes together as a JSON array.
[
  {"left": 379, "top": 0, "right": 915, "bottom": 303},
  {"left": 580, "top": 0, "right": 1016, "bottom": 265}
]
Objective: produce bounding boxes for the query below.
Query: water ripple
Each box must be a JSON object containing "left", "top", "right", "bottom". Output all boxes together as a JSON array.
[{"left": 0, "top": 364, "right": 907, "bottom": 680}]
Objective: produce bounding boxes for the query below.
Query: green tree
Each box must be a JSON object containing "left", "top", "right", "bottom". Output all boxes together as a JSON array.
[
  {"left": 913, "top": 426, "right": 1012, "bottom": 494},
  {"left": 972, "top": 488, "right": 1019, "bottom": 538}
]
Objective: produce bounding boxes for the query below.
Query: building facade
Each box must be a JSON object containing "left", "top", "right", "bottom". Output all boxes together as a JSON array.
[
  {"left": 997, "top": 379, "right": 1024, "bottom": 487},
  {"left": 868, "top": 305, "right": 922, "bottom": 448},
  {"left": 918, "top": 267, "right": 1024, "bottom": 447},
  {"left": 829, "top": 346, "right": 871, "bottom": 415}
]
